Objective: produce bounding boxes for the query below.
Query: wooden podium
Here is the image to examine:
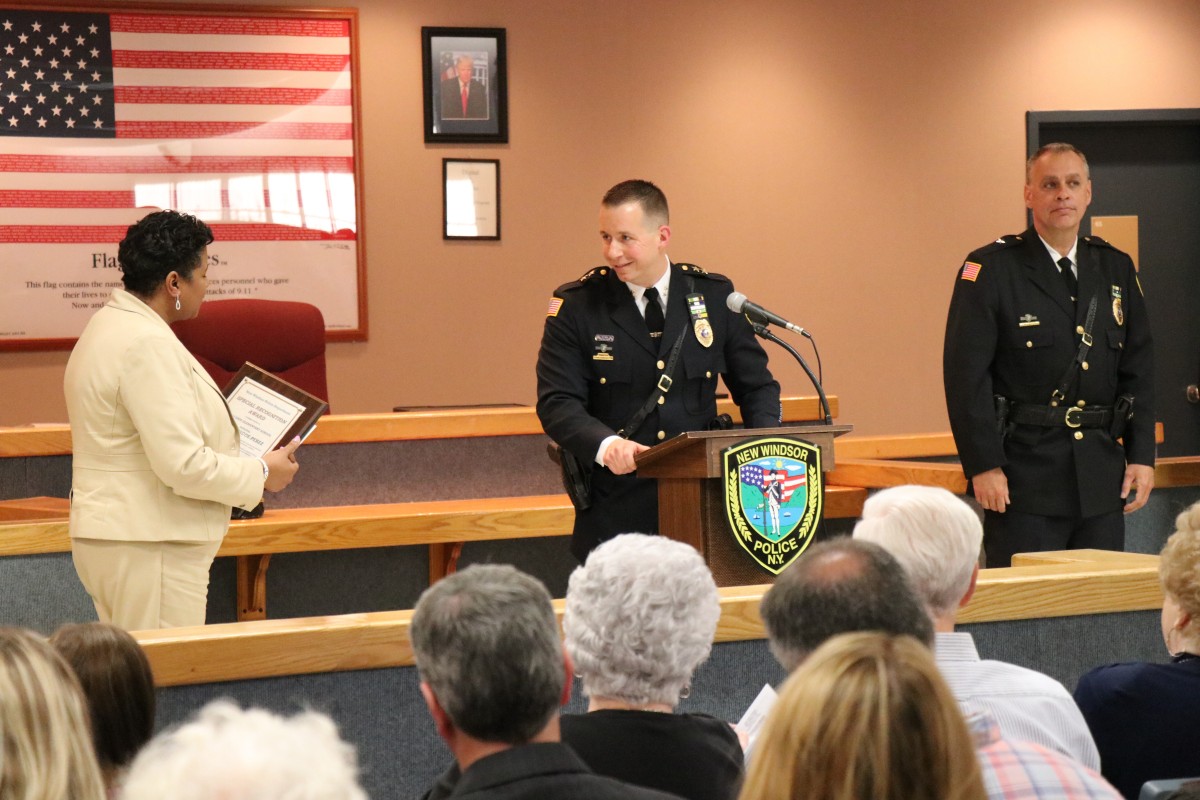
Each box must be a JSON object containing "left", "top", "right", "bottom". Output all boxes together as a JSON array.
[{"left": 635, "top": 425, "right": 852, "bottom": 586}]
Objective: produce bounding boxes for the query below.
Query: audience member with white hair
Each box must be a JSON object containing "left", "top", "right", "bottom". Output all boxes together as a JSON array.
[
  {"left": 0, "top": 626, "right": 106, "bottom": 800},
  {"left": 852, "top": 485, "right": 1100, "bottom": 768},
  {"left": 120, "top": 700, "right": 368, "bottom": 800},
  {"left": 561, "top": 533, "right": 742, "bottom": 800}
]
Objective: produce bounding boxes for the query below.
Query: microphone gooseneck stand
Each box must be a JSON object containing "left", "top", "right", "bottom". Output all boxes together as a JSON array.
[{"left": 751, "top": 322, "right": 833, "bottom": 425}]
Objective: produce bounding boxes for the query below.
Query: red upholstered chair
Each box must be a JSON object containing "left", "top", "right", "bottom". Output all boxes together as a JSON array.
[{"left": 171, "top": 299, "right": 330, "bottom": 407}]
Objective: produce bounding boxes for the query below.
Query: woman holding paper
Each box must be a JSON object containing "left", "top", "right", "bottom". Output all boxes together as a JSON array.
[{"left": 64, "top": 210, "right": 300, "bottom": 630}]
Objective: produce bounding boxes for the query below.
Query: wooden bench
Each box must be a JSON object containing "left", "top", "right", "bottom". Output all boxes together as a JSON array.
[
  {"left": 6, "top": 448, "right": 1196, "bottom": 622},
  {"left": 134, "top": 548, "right": 1162, "bottom": 687},
  {"left": 0, "top": 486, "right": 869, "bottom": 621}
]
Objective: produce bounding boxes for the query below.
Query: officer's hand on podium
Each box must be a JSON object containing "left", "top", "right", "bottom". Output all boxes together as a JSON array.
[
  {"left": 603, "top": 438, "right": 650, "bottom": 475},
  {"left": 972, "top": 468, "right": 1010, "bottom": 513},
  {"left": 263, "top": 437, "right": 302, "bottom": 492},
  {"left": 1121, "top": 463, "right": 1155, "bottom": 513}
]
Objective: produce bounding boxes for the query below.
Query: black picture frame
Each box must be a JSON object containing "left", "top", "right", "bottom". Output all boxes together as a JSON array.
[
  {"left": 422, "top": 27, "right": 508, "bottom": 144},
  {"left": 443, "top": 159, "right": 500, "bottom": 240}
]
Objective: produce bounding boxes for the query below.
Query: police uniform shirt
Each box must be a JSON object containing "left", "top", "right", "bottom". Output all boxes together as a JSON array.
[
  {"left": 594, "top": 260, "right": 672, "bottom": 465},
  {"left": 1038, "top": 236, "right": 1078, "bottom": 281}
]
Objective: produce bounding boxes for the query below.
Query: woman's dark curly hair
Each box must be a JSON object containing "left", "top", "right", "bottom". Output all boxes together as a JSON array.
[{"left": 118, "top": 210, "right": 214, "bottom": 296}]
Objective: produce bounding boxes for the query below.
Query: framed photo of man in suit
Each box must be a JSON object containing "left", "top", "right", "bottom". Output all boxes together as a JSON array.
[{"left": 422, "top": 27, "right": 508, "bottom": 143}]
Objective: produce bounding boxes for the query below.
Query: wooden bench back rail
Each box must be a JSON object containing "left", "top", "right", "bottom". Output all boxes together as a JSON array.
[
  {"left": 827, "top": 455, "right": 1199, "bottom": 492},
  {"left": 0, "top": 395, "right": 838, "bottom": 458},
  {"left": 0, "top": 487, "right": 870, "bottom": 621},
  {"left": 134, "top": 550, "right": 1162, "bottom": 688}
]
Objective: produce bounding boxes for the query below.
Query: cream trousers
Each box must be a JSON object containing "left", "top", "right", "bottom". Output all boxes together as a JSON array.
[{"left": 72, "top": 538, "right": 222, "bottom": 630}]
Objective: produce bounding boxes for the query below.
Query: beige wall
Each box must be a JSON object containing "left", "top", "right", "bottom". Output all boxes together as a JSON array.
[{"left": 4, "top": 0, "right": 1200, "bottom": 432}]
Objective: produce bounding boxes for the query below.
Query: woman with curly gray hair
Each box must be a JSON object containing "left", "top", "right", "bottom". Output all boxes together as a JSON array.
[{"left": 561, "top": 533, "right": 742, "bottom": 800}]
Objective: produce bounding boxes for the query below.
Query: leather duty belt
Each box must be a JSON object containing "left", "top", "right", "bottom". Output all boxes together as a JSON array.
[{"left": 1009, "top": 402, "right": 1114, "bottom": 429}]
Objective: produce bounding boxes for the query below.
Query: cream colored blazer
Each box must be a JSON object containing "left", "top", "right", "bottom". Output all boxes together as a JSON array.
[{"left": 65, "top": 289, "right": 264, "bottom": 543}]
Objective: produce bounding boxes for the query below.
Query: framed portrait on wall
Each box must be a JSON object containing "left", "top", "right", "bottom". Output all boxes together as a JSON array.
[{"left": 421, "top": 27, "right": 507, "bottom": 144}]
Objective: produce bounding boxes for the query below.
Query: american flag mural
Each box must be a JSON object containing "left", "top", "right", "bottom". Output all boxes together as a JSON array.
[{"left": 0, "top": 8, "right": 362, "bottom": 345}]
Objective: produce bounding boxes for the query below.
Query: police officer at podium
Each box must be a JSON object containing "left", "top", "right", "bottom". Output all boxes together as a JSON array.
[{"left": 536, "top": 180, "right": 781, "bottom": 560}]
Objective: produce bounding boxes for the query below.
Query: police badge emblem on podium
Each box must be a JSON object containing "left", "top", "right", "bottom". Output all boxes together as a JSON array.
[{"left": 722, "top": 436, "right": 823, "bottom": 574}]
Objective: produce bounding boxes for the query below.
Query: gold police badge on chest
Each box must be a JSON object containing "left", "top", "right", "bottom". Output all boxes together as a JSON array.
[
  {"left": 687, "top": 293, "right": 714, "bottom": 348},
  {"left": 1111, "top": 285, "right": 1124, "bottom": 326}
]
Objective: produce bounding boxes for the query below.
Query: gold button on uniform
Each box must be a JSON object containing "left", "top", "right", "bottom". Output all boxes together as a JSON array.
[
  {"left": 1077, "top": 400, "right": 1086, "bottom": 407},
  {"left": 1074, "top": 431, "right": 1084, "bottom": 440},
  {"left": 1076, "top": 325, "right": 1085, "bottom": 334},
  {"left": 599, "top": 377, "right": 607, "bottom": 384},
  {"left": 656, "top": 360, "right": 665, "bottom": 369},
  {"left": 1082, "top": 362, "right": 1089, "bottom": 370},
  {"left": 1026, "top": 341, "right": 1033, "bottom": 348},
  {"left": 657, "top": 430, "right": 666, "bottom": 440},
  {"left": 657, "top": 396, "right": 665, "bottom": 405},
  {"left": 705, "top": 371, "right": 712, "bottom": 378}
]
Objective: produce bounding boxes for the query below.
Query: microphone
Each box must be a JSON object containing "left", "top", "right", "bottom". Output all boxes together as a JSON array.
[{"left": 726, "top": 292, "right": 809, "bottom": 337}]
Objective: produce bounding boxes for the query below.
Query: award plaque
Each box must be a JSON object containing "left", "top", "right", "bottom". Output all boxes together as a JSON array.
[{"left": 223, "top": 363, "right": 328, "bottom": 459}]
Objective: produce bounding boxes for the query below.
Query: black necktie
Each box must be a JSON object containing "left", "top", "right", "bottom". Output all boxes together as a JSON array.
[
  {"left": 1057, "top": 257, "right": 1078, "bottom": 301},
  {"left": 643, "top": 287, "right": 664, "bottom": 339}
]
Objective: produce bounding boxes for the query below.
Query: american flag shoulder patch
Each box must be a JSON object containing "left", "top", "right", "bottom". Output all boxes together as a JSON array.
[
  {"left": 546, "top": 297, "right": 563, "bottom": 317},
  {"left": 960, "top": 262, "right": 982, "bottom": 282}
]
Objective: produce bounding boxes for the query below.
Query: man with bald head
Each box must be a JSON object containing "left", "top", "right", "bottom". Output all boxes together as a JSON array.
[{"left": 758, "top": 537, "right": 933, "bottom": 671}]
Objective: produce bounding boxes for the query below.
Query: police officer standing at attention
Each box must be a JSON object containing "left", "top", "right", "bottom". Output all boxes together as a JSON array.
[
  {"left": 537, "top": 180, "right": 781, "bottom": 561},
  {"left": 944, "top": 143, "right": 1155, "bottom": 567}
]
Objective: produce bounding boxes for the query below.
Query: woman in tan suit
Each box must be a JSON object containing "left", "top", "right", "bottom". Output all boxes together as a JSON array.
[{"left": 64, "top": 210, "right": 300, "bottom": 630}]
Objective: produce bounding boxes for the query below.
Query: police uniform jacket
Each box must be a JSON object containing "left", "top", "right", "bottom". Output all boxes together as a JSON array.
[
  {"left": 536, "top": 262, "right": 781, "bottom": 557},
  {"left": 943, "top": 228, "right": 1154, "bottom": 518}
]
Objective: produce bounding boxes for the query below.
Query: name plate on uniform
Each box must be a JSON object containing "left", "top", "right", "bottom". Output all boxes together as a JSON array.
[{"left": 223, "top": 362, "right": 328, "bottom": 459}]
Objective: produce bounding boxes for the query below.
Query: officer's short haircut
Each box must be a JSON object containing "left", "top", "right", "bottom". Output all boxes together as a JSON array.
[
  {"left": 759, "top": 538, "right": 934, "bottom": 672},
  {"left": 1026, "top": 142, "right": 1090, "bottom": 183},
  {"left": 602, "top": 179, "right": 669, "bottom": 226},
  {"left": 411, "top": 564, "right": 563, "bottom": 745}
]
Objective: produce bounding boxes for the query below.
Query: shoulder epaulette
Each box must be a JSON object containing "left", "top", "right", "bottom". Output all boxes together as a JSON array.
[
  {"left": 678, "top": 263, "right": 731, "bottom": 282},
  {"left": 556, "top": 266, "right": 611, "bottom": 294},
  {"left": 579, "top": 266, "right": 610, "bottom": 282},
  {"left": 1081, "top": 235, "right": 1115, "bottom": 249},
  {"left": 972, "top": 233, "right": 1025, "bottom": 257}
]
